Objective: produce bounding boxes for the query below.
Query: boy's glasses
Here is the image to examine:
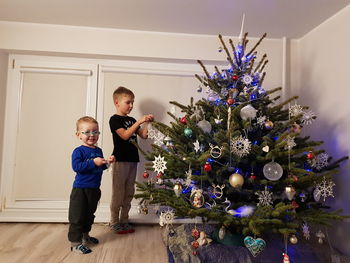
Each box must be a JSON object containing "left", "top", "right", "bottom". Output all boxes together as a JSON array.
[{"left": 81, "top": 131, "right": 100, "bottom": 136}]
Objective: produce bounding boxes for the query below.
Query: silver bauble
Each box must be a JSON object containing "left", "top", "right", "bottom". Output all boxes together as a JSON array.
[
  {"left": 240, "top": 104, "right": 257, "bottom": 121},
  {"left": 197, "top": 119, "right": 212, "bottom": 133},
  {"left": 263, "top": 161, "right": 283, "bottom": 181}
]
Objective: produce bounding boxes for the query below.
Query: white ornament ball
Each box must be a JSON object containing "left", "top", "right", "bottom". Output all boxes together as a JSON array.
[
  {"left": 240, "top": 104, "right": 257, "bottom": 121},
  {"left": 197, "top": 119, "right": 212, "bottom": 133},
  {"left": 263, "top": 161, "right": 283, "bottom": 181}
]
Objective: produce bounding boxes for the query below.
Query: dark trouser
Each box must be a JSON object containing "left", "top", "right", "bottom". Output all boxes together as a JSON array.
[{"left": 68, "top": 188, "right": 101, "bottom": 244}]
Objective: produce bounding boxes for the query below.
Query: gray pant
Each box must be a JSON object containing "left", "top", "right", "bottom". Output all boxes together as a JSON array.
[
  {"left": 110, "top": 162, "right": 137, "bottom": 225},
  {"left": 68, "top": 188, "right": 101, "bottom": 244}
]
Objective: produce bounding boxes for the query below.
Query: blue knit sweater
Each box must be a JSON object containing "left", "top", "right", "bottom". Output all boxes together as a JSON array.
[{"left": 71, "top": 145, "right": 106, "bottom": 188}]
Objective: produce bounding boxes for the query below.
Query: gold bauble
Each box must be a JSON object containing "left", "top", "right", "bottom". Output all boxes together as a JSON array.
[
  {"left": 289, "top": 234, "right": 298, "bottom": 244},
  {"left": 229, "top": 173, "right": 244, "bottom": 188},
  {"left": 264, "top": 120, "right": 274, "bottom": 129}
]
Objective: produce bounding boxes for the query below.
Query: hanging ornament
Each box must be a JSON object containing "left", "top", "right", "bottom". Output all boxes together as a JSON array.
[
  {"left": 212, "top": 184, "right": 225, "bottom": 198},
  {"left": 263, "top": 161, "right": 283, "bottom": 181},
  {"left": 164, "top": 135, "right": 173, "bottom": 148},
  {"left": 173, "top": 181, "right": 183, "bottom": 197},
  {"left": 230, "top": 135, "right": 252, "bottom": 158},
  {"left": 197, "top": 85, "right": 202, "bottom": 92},
  {"left": 244, "top": 236, "right": 266, "bottom": 257},
  {"left": 142, "top": 171, "right": 149, "bottom": 179},
  {"left": 197, "top": 119, "right": 212, "bottom": 133},
  {"left": 291, "top": 122, "right": 302, "bottom": 134},
  {"left": 240, "top": 104, "right": 257, "bottom": 120},
  {"left": 159, "top": 210, "right": 175, "bottom": 227},
  {"left": 262, "top": 145, "right": 270, "bottom": 153},
  {"left": 242, "top": 74, "right": 253, "bottom": 85},
  {"left": 299, "top": 192, "right": 306, "bottom": 202},
  {"left": 289, "top": 103, "right": 303, "bottom": 117},
  {"left": 232, "top": 75, "right": 239, "bottom": 81},
  {"left": 218, "top": 46, "right": 223, "bottom": 52},
  {"left": 190, "top": 189, "right": 205, "bottom": 208},
  {"left": 315, "top": 177, "right": 335, "bottom": 201},
  {"left": 250, "top": 173, "right": 257, "bottom": 181},
  {"left": 227, "top": 98, "right": 235, "bottom": 105},
  {"left": 313, "top": 187, "right": 321, "bottom": 202},
  {"left": 179, "top": 116, "right": 187, "bottom": 124},
  {"left": 214, "top": 115, "right": 223, "bottom": 124},
  {"left": 137, "top": 205, "right": 142, "bottom": 214},
  {"left": 316, "top": 230, "right": 325, "bottom": 244},
  {"left": 191, "top": 240, "right": 200, "bottom": 249},
  {"left": 191, "top": 226, "right": 200, "bottom": 239},
  {"left": 218, "top": 226, "right": 226, "bottom": 240},
  {"left": 256, "top": 115, "right": 267, "bottom": 127},
  {"left": 301, "top": 110, "right": 316, "bottom": 125},
  {"left": 209, "top": 144, "right": 223, "bottom": 158},
  {"left": 229, "top": 173, "right": 244, "bottom": 188},
  {"left": 291, "top": 200, "right": 299, "bottom": 210},
  {"left": 289, "top": 234, "right": 298, "bottom": 244},
  {"left": 264, "top": 120, "right": 274, "bottom": 130},
  {"left": 284, "top": 135, "right": 296, "bottom": 150},
  {"left": 196, "top": 231, "right": 213, "bottom": 246},
  {"left": 184, "top": 128, "right": 193, "bottom": 138},
  {"left": 204, "top": 162, "right": 212, "bottom": 172},
  {"left": 283, "top": 253, "right": 290, "bottom": 263},
  {"left": 193, "top": 140, "right": 201, "bottom": 153},
  {"left": 315, "top": 153, "right": 329, "bottom": 170},
  {"left": 255, "top": 186, "right": 273, "bottom": 206},
  {"left": 302, "top": 223, "right": 310, "bottom": 240},
  {"left": 152, "top": 155, "right": 167, "bottom": 174},
  {"left": 306, "top": 151, "right": 315, "bottom": 160},
  {"left": 285, "top": 186, "right": 296, "bottom": 200}
]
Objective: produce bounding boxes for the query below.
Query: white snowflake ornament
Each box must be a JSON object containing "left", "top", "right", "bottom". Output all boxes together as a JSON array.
[
  {"left": 255, "top": 186, "right": 273, "bottom": 206},
  {"left": 315, "top": 176, "right": 335, "bottom": 201},
  {"left": 284, "top": 135, "right": 296, "bottom": 150},
  {"left": 242, "top": 74, "right": 253, "bottom": 85},
  {"left": 152, "top": 155, "right": 167, "bottom": 174},
  {"left": 315, "top": 153, "right": 329, "bottom": 170},
  {"left": 230, "top": 135, "right": 251, "bottom": 158},
  {"left": 159, "top": 210, "right": 175, "bottom": 226},
  {"left": 301, "top": 110, "right": 316, "bottom": 125},
  {"left": 289, "top": 104, "right": 303, "bottom": 117}
]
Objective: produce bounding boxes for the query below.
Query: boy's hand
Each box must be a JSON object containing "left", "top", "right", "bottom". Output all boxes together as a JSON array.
[
  {"left": 94, "top": 157, "right": 107, "bottom": 166},
  {"left": 108, "top": 155, "right": 116, "bottom": 163},
  {"left": 146, "top": 114, "right": 154, "bottom": 122}
]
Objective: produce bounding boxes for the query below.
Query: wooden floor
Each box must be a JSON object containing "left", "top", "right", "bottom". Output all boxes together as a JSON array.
[{"left": 0, "top": 223, "right": 168, "bottom": 263}]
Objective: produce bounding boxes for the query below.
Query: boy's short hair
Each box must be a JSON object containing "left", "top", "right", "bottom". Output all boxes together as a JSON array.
[
  {"left": 76, "top": 116, "right": 98, "bottom": 131},
  {"left": 113, "top": 86, "right": 135, "bottom": 102}
]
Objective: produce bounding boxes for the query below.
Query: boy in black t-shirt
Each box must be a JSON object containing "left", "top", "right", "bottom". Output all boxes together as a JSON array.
[{"left": 109, "top": 86, "right": 154, "bottom": 234}]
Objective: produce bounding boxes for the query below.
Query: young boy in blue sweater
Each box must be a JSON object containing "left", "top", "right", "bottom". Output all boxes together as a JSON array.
[{"left": 68, "top": 116, "right": 115, "bottom": 254}]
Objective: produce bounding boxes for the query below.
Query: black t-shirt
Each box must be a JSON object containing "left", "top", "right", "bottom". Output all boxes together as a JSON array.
[{"left": 109, "top": 114, "right": 139, "bottom": 162}]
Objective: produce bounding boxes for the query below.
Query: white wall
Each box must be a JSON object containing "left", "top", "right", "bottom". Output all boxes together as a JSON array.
[{"left": 291, "top": 5, "right": 350, "bottom": 256}]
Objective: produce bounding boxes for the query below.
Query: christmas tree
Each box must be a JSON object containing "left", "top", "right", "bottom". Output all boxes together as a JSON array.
[{"left": 135, "top": 32, "right": 348, "bottom": 257}]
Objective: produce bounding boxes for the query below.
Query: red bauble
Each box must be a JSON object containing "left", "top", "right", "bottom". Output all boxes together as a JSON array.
[
  {"left": 143, "top": 171, "right": 149, "bottom": 179},
  {"left": 179, "top": 116, "right": 187, "bottom": 124},
  {"left": 306, "top": 151, "right": 315, "bottom": 160},
  {"left": 203, "top": 162, "right": 212, "bottom": 172},
  {"left": 156, "top": 172, "right": 163, "bottom": 178},
  {"left": 191, "top": 240, "right": 199, "bottom": 249},
  {"left": 191, "top": 228, "right": 200, "bottom": 239},
  {"left": 250, "top": 175, "right": 257, "bottom": 180},
  {"left": 227, "top": 98, "right": 235, "bottom": 105},
  {"left": 232, "top": 75, "right": 239, "bottom": 81},
  {"left": 291, "top": 200, "right": 299, "bottom": 209},
  {"left": 192, "top": 251, "right": 198, "bottom": 256}
]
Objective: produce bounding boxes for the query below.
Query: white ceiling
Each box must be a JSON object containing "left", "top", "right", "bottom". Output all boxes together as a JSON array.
[{"left": 0, "top": 0, "right": 349, "bottom": 39}]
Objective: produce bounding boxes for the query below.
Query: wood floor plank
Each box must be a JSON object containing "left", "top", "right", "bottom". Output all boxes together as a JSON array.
[{"left": 0, "top": 223, "right": 168, "bottom": 263}]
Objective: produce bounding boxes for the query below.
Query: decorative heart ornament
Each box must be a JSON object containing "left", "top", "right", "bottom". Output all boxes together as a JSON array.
[
  {"left": 262, "top": 145, "right": 269, "bottom": 152},
  {"left": 244, "top": 236, "right": 266, "bottom": 257}
]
